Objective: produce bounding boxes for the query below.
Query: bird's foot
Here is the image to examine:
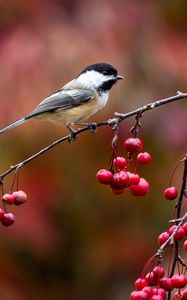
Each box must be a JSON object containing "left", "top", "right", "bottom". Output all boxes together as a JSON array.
[
  {"left": 75, "top": 122, "right": 97, "bottom": 133},
  {"left": 66, "top": 125, "right": 77, "bottom": 142}
]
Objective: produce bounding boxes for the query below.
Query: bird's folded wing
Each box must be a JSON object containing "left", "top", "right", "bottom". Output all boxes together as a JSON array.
[{"left": 25, "top": 88, "right": 94, "bottom": 119}]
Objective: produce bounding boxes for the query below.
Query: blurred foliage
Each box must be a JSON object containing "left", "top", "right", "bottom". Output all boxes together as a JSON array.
[{"left": 0, "top": 0, "right": 186, "bottom": 299}]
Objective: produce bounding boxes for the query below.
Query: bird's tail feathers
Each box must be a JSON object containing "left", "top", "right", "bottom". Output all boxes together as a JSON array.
[{"left": 0, "top": 118, "right": 27, "bottom": 134}]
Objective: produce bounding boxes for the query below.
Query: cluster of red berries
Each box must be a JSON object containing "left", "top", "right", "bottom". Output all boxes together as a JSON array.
[
  {"left": 0, "top": 190, "right": 27, "bottom": 226},
  {"left": 131, "top": 265, "right": 187, "bottom": 299},
  {"left": 158, "top": 222, "right": 187, "bottom": 249},
  {"left": 96, "top": 137, "right": 152, "bottom": 195}
]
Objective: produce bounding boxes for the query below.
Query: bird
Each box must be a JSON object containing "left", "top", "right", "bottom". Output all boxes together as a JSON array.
[{"left": 0, "top": 63, "right": 124, "bottom": 138}]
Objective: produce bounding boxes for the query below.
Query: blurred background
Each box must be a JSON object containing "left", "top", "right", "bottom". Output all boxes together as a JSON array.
[{"left": 0, "top": 0, "right": 187, "bottom": 299}]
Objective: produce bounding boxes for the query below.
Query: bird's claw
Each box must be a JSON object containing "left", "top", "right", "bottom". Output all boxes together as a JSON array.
[
  {"left": 88, "top": 123, "right": 97, "bottom": 133},
  {"left": 75, "top": 122, "right": 97, "bottom": 133},
  {"left": 67, "top": 126, "right": 77, "bottom": 142}
]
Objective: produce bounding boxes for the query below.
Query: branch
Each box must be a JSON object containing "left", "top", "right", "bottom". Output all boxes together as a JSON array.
[
  {"left": 156, "top": 159, "right": 187, "bottom": 258},
  {"left": 167, "top": 159, "right": 187, "bottom": 300},
  {"left": 0, "top": 91, "right": 187, "bottom": 182}
]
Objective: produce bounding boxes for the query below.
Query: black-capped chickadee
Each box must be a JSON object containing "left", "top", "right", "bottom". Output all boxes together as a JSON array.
[{"left": 0, "top": 63, "right": 123, "bottom": 136}]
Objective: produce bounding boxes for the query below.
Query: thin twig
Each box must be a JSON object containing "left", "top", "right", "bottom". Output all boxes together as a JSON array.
[{"left": 0, "top": 91, "right": 187, "bottom": 182}]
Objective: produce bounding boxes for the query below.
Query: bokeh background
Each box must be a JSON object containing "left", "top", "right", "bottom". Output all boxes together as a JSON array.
[{"left": 0, "top": 0, "right": 187, "bottom": 299}]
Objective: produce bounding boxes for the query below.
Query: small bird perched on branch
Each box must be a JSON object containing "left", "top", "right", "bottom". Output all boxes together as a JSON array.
[{"left": 0, "top": 63, "right": 123, "bottom": 138}]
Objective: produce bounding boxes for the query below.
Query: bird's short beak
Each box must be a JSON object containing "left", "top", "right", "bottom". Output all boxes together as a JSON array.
[{"left": 116, "top": 75, "right": 124, "bottom": 80}]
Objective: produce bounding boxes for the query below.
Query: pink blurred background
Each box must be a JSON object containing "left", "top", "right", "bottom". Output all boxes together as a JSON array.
[{"left": 0, "top": 0, "right": 187, "bottom": 299}]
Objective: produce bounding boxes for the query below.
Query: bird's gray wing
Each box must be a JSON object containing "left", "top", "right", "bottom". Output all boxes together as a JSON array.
[{"left": 25, "top": 88, "right": 94, "bottom": 119}]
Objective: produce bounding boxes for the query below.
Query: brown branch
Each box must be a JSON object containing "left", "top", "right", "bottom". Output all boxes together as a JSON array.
[
  {"left": 0, "top": 91, "right": 187, "bottom": 182},
  {"left": 152, "top": 158, "right": 187, "bottom": 300},
  {"left": 167, "top": 159, "right": 187, "bottom": 300}
]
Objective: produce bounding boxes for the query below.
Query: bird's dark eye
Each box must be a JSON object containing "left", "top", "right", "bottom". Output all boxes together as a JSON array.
[{"left": 102, "top": 71, "right": 107, "bottom": 75}]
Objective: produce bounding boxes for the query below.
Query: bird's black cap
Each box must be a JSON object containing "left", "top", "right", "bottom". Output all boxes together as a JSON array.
[{"left": 80, "top": 63, "right": 118, "bottom": 77}]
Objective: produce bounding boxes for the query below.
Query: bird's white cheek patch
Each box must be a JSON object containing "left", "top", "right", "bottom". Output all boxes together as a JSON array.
[{"left": 98, "top": 92, "right": 109, "bottom": 108}]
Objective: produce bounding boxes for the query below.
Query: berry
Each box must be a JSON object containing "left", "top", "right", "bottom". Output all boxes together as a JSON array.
[
  {"left": 2, "top": 213, "right": 15, "bottom": 226},
  {"left": 130, "top": 178, "right": 149, "bottom": 196},
  {"left": 137, "top": 152, "right": 152, "bottom": 165},
  {"left": 12, "top": 190, "right": 27, "bottom": 205},
  {"left": 130, "top": 291, "right": 137, "bottom": 300},
  {"left": 152, "top": 288, "right": 166, "bottom": 299},
  {"left": 127, "top": 172, "right": 140, "bottom": 185},
  {"left": 181, "top": 289, "right": 187, "bottom": 300},
  {"left": 171, "top": 274, "right": 187, "bottom": 289},
  {"left": 158, "top": 232, "right": 169, "bottom": 246},
  {"left": 145, "top": 272, "right": 157, "bottom": 286},
  {"left": 142, "top": 287, "right": 153, "bottom": 297},
  {"left": 153, "top": 266, "right": 165, "bottom": 278},
  {"left": 164, "top": 187, "right": 178, "bottom": 200},
  {"left": 2, "top": 193, "right": 15, "bottom": 205},
  {"left": 160, "top": 277, "right": 174, "bottom": 291},
  {"left": 111, "top": 188, "right": 125, "bottom": 195},
  {"left": 110, "top": 178, "right": 125, "bottom": 194},
  {"left": 182, "top": 222, "right": 187, "bottom": 236},
  {"left": 0, "top": 208, "right": 5, "bottom": 220},
  {"left": 131, "top": 291, "right": 149, "bottom": 300},
  {"left": 112, "top": 171, "right": 129, "bottom": 188},
  {"left": 135, "top": 278, "right": 148, "bottom": 290},
  {"left": 183, "top": 240, "right": 187, "bottom": 251},
  {"left": 150, "top": 295, "right": 163, "bottom": 300},
  {"left": 96, "top": 169, "right": 113, "bottom": 185},
  {"left": 124, "top": 138, "right": 143, "bottom": 153},
  {"left": 168, "top": 225, "right": 185, "bottom": 241},
  {"left": 113, "top": 157, "right": 127, "bottom": 170}
]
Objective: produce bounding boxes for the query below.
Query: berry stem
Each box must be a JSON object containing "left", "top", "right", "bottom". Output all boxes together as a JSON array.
[
  {"left": 1, "top": 184, "right": 7, "bottom": 213},
  {"left": 169, "top": 160, "right": 182, "bottom": 187},
  {"left": 141, "top": 254, "right": 157, "bottom": 278}
]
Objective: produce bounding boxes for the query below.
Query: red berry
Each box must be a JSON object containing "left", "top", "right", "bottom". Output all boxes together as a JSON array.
[
  {"left": 112, "top": 171, "right": 129, "bottom": 188},
  {"left": 130, "top": 291, "right": 137, "bottom": 300},
  {"left": 111, "top": 188, "right": 125, "bottom": 195},
  {"left": 145, "top": 272, "right": 157, "bottom": 286},
  {"left": 130, "top": 178, "right": 149, "bottom": 196},
  {"left": 164, "top": 187, "right": 178, "bottom": 200},
  {"left": 12, "top": 190, "right": 27, "bottom": 206},
  {"left": 152, "top": 288, "right": 166, "bottom": 299},
  {"left": 160, "top": 277, "right": 174, "bottom": 291},
  {"left": 135, "top": 278, "right": 148, "bottom": 290},
  {"left": 142, "top": 287, "right": 153, "bottom": 297},
  {"left": 131, "top": 291, "right": 149, "bottom": 300},
  {"left": 127, "top": 172, "right": 140, "bottom": 185},
  {"left": 0, "top": 208, "right": 5, "bottom": 220},
  {"left": 124, "top": 138, "right": 143, "bottom": 153},
  {"left": 113, "top": 157, "right": 127, "bottom": 170},
  {"left": 183, "top": 240, "right": 187, "bottom": 251},
  {"left": 110, "top": 178, "right": 125, "bottom": 194},
  {"left": 2, "top": 213, "right": 15, "bottom": 226},
  {"left": 137, "top": 152, "right": 152, "bottom": 165},
  {"left": 158, "top": 232, "right": 169, "bottom": 246},
  {"left": 185, "top": 153, "right": 187, "bottom": 160},
  {"left": 171, "top": 274, "right": 187, "bottom": 289},
  {"left": 183, "top": 222, "right": 187, "bottom": 236},
  {"left": 2, "top": 193, "right": 15, "bottom": 205},
  {"left": 168, "top": 225, "right": 185, "bottom": 241},
  {"left": 96, "top": 169, "right": 113, "bottom": 185},
  {"left": 150, "top": 295, "right": 163, "bottom": 300},
  {"left": 153, "top": 266, "right": 165, "bottom": 278},
  {"left": 181, "top": 289, "right": 187, "bottom": 300}
]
